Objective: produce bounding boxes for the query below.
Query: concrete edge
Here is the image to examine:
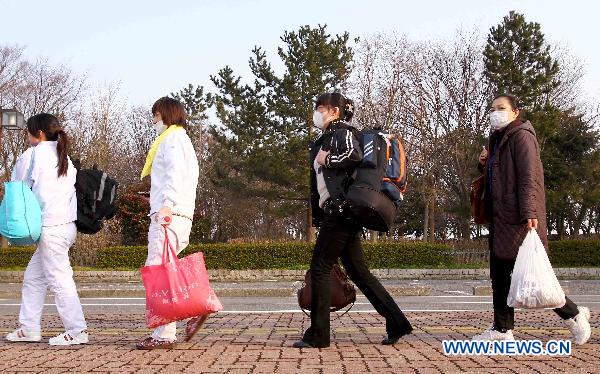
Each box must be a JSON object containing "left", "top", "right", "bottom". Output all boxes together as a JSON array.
[
  {"left": 0, "top": 268, "right": 597, "bottom": 283},
  {"left": 0, "top": 285, "right": 430, "bottom": 299}
]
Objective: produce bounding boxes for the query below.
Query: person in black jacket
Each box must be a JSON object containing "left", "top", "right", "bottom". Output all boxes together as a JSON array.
[{"left": 293, "top": 92, "right": 413, "bottom": 349}]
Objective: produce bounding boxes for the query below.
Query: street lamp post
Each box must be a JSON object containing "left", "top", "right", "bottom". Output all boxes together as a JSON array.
[
  {"left": 0, "top": 108, "right": 26, "bottom": 130},
  {"left": 0, "top": 107, "right": 26, "bottom": 171},
  {"left": 0, "top": 108, "right": 26, "bottom": 247}
]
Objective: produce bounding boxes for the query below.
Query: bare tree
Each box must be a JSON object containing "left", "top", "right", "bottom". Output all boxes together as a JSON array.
[
  {"left": 547, "top": 45, "right": 586, "bottom": 111},
  {"left": 0, "top": 45, "right": 86, "bottom": 182},
  {"left": 350, "top": 31, "right": 491, "bottom": 240}
]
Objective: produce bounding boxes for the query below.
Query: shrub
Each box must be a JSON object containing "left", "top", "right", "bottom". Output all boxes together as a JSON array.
[
  {"left": 2, "top": 239, "right": 599, "bottom": 270},
  {"left": 549, "top": 239, "right": 600, "bottom": 267},
  {"left": 96, "top": 241, "right": 457, "bottom": 269}
]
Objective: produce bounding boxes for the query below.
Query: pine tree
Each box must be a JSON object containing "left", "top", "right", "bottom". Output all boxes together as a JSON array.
[
  {"left": 209, "top": 25, "right": 354, "bottom": 241},
  {"left": 483, "top": 11, "right": 559, "bottom": 108}
]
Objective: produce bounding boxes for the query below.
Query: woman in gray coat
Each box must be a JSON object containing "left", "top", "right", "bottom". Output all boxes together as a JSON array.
[{"left": 474, "top": 94, "right": 591, "bottom": 345}]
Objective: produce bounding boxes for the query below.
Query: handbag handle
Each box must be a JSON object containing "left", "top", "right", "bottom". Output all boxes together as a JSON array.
[
  {"left": 25, "top": 148, "right": 36, "bottom": 188},
  {"left": 161, "top": 225, "right": 179, "bottom": 264}
]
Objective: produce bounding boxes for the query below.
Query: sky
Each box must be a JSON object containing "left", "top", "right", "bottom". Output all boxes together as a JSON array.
[{"left": 1, "top": 0, "right": 598, "bottom": 107}]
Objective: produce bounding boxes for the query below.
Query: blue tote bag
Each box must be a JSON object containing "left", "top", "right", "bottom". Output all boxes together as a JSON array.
[{"left": 0, "top": 150, "right": 42, "bottom": 246}]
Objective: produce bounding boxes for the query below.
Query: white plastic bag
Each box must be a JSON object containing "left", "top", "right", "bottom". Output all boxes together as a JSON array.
[{"left": 507, "top": 229, "right": 566, "bottom": 309}]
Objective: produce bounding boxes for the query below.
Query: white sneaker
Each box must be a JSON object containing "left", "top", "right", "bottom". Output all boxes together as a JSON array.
[
  {"left": 565, "top": 307, "right": 591, "bottom": 345},
  {"left": 5, "top": 329, "right": 41, "bottom": 342},
  {"left": 472, "top": 325, "right": 514, "bottom": 341},
  {"left": 48, "top": 330, "right": 89, "bottom": 346}
]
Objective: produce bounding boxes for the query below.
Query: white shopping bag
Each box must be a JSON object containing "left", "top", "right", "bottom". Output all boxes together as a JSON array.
[{"left": 507, "top": 229, "right": 566, "bottom": 309}]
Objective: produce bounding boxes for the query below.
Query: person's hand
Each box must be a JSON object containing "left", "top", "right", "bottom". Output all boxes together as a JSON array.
[
  {"left": 156, "top": 206, "right": 173, "bottom": 225},
  {"left": 317, "top": 149, "right": 330, "bottom": 166},
  {"left": 479, "top": 146, "right": 489, "bottom": 166},
  {"left": 527, "top": 218, "right": 538, "bottom": 230}
]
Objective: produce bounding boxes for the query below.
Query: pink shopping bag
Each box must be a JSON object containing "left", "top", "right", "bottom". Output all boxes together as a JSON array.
[{"left": 141, "top": 226, "right": 223, "bottom": 328}]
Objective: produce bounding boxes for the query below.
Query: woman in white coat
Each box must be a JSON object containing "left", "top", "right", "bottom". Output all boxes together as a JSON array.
[
  {"left": 6, "top": 113, "right": 88, "bottom": 346},
  {"left": 136, "top": 97, "right": 206, "bottom": 350}
]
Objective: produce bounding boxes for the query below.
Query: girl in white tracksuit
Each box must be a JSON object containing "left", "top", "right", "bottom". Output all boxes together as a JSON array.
[
  {"left": 136, "top": 97, "right": 202, "bottom": 350},
  {"left": 6, "top": 113, "right": 88, "bottom": 346}
]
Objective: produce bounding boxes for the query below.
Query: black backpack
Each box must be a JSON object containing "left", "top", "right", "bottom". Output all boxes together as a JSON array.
[
  {"left": 73, "top": 160, "right": 118, "bottom": 234},
  {"left": 345, "top": 129, "right": 407, "bottom": 232}
]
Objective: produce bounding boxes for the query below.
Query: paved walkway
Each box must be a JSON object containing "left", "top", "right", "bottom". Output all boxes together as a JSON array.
[{"left": 0, "top": 311, "right": 598, "bottom": 373}]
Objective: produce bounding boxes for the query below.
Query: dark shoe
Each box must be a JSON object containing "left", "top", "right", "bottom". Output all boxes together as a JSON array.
[
  {"left": 293, "top": 340, "right": 329, "bottom": 349},
  {"left": 184, "top": 314, "right": 210, "bottom": 342},
  {"left": 381, "top": 337, "right": 400, "bottom": 345},
  {"left": 292, "top": 340, "right": 314, "bottom": 348},
  {"left": 382, "top": 328, "right": 412, "bottom": 345},
  {"left": 136, "top": 337, "right": 176, "bottom": 350}
]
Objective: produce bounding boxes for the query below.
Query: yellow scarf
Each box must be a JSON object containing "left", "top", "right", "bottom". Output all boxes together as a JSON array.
[{"left": 140, "top": 125, "right": 184, "bottom": 180}]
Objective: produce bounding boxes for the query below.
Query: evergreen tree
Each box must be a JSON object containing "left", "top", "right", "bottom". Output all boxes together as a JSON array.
[
  {"left": 209, "top": 25, "right": 354, "bottom": 241},
  {"left": 484, "top": 11, "right": 559, "bottom": 108}
]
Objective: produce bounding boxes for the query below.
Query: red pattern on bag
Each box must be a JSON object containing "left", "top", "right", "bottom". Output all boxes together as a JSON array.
[{"left": 141, "top": 226, "right": 223, "bottom": 328}]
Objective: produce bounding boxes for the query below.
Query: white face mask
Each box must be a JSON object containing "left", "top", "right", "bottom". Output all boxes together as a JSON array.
[
  {"left": 490, "top": 110, "right": 512, "bottom": 131},
  {"left": 153, "top": 120, "right": 167, "bottom": 135},
  {"left": 313, "top": 110, "right": 328, "bottom": 130}
]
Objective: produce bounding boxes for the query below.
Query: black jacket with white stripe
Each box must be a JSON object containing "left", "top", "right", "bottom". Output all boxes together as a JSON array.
[{"left": 309, "top": 121, "right": 363, "bottom": 227}]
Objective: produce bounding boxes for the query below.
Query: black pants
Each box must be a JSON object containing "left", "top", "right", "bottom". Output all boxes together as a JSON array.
[
  {"left": 490, "top": 251, "right": 579, "bottom": 330},
  {"left": 302, "top": 214, "right": 413, "bottom": 347}
]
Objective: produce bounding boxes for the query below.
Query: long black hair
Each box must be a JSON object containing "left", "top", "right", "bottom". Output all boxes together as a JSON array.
[
  {"left": 315, "top": 92, "right": 354, "bottom": 122},
  {"left": 26, "top": 113, "right": 70, "bottom": 177}
]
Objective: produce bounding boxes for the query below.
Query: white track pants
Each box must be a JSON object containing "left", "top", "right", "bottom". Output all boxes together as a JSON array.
[{"left": 19, "top": 222, "right": 87, "bottom": 335}]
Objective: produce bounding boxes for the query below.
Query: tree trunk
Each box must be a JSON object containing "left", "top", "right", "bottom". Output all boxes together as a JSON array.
[
  {"left": 423, "top": 198, "right": 430, "bottom": 241},
  {"left": 460, "top": 192, "right": 472, "bottom": 239},
  {"left": 461, "top": 215, "right": 471, "bottom": 239},
  {"left": 428, "top": 192, "right": 435, "bottom": 242},
  {"left": 306, "top": 203, "right": 315, "bottom": 242},
  {"left": 370, "top": 230, "right": 378, "bottom": 242},
  {"left": 572, "top": 205, "right": 587, "bottom": 237},
  {"left": 557, "top": 214, "right": 566, "bottom": 239}
]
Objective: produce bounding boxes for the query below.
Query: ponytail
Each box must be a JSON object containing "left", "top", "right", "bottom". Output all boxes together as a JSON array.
[
  {"left": 342, "top": 98, "right": 355, "bottom": 122},
  {"left": 56, "top": 130, "right": 69, "bottom": 177},
  {"left": 26, "top": 113, "right": 70, "bottom": 177}
]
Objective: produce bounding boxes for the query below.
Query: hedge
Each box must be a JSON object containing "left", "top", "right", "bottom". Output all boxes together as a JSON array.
[
  {"left": 1, "top": 239, "right": 599, "bottom": 270},
  {"left": 95, "top": 241, "right": 457, "bottom": 270},
  {"left": 0, "top": 246, "right": 36, "bottom": 268},
  {"left": 548, "top": 240, "right": 600, "bottom": 267}
]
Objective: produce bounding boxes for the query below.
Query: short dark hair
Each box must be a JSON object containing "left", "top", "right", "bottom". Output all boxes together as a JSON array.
[
  {"left": 151, "top": 97, "right": 187, "bottom": 127},
  {"left": 493, "top": 93, "right": 521, "bottom": 111},
  {"left": 315, "top": 92, "right": 354, "bottom": 122}
]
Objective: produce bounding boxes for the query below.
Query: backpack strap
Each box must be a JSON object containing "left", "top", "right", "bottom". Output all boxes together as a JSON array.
[
  {"left": 25, "top": 148, "right": 36, "bottom": 188},
  {"left": 97, "top": 172, "right": 108, "bottom": 201},
  {"left": 329, "top": 120, "right": 360, "bottom": 139}
]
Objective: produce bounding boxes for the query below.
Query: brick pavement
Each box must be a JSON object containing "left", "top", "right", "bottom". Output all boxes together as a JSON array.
[{"left": 0, "top": 311, "right": 598, "bottom": 373}]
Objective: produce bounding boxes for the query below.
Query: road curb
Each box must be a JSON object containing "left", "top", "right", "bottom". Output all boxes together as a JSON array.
[
  {"left": 0, "top": 268, "right": 597, "bottom": 283},
  {"left": 0, "top": 285, "right": 431, "bottom": 299}
]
